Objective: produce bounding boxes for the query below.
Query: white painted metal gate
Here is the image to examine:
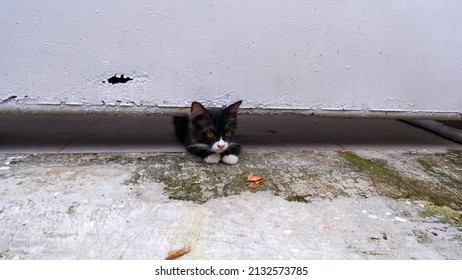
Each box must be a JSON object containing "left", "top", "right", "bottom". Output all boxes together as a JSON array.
[{"left": 1, "top": 0, "right": 461, "bottom": 119}]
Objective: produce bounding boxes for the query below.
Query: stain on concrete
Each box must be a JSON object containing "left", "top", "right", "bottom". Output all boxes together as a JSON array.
[
  {"left": 0, "top": 251, "right": 24, "bottom": 260},
  {"left": 413, "top": 229, "right": 432, "bottom": 244}
]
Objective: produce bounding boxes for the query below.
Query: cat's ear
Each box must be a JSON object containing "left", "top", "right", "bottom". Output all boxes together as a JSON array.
[
  {"left": 190, "top": 102, "right": 210, "bottom": 122},
  {"left": 224, "top": 100, "right": 242, "bottom": 119}
]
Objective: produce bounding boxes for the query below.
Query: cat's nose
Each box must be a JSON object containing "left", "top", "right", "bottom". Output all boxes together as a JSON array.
[{"left": 217, "top": 143, "right": 225, "bottom": 149}]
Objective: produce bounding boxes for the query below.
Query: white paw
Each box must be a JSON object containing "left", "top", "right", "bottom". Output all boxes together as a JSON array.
[
  {"left": 205, "top": 153, "right": 221, "bottom": 164},
  {"left": 222, "top": 154, "right": 239, "bottom": 165}
]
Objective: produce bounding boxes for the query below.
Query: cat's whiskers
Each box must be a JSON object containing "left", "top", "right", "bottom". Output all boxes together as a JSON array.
[
  {"left": 187, "top": 143, "right": 210, "bottom": 152},
  {"left": 224, "top": 142, "right": 241, "bottom": 154},
  {"left": 227, "top": 142, "right": 240, "bottom": 149}
]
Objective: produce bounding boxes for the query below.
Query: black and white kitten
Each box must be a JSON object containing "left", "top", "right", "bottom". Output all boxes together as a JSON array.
[{"left": 174, "top": 100, "right": 242, "bottom": 165}]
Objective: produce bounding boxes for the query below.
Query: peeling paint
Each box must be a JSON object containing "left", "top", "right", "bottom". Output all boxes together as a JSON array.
[{"left": 1, "top": 96, "right": 17, "bottom": 103}]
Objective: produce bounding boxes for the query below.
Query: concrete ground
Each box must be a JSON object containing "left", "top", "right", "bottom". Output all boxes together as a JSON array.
[{"left": 0, "top": 113, "right": 461, "bottom": 259}]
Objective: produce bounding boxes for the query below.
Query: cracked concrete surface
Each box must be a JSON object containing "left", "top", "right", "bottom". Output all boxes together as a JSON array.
[
  {"left": 0, "top": 114, "right": 461, "bottom": 259},
  {"left": 0, "top": 150, "right": 461, "bottom": 260}
]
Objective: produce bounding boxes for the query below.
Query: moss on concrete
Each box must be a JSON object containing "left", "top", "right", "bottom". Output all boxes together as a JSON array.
[
  {"left": 5, "top": 151, "right": 461, "bottom": 209},
  {"left": 286, "top": 195, "right": 308, "bottom": 203},
  {"left": 140, "top": 152, "right": 353, "bottom": 204},
  {"left": 416, "top": 150, "right": 462, "bottom": 192},
  {"left": 420, "top": 203, "right": 462, "bottom": 225},
  {"left": 149, "top": 155, "right": 264, "bottom": 203},
  {"left": 339, "top": 150, "right": 462, "bottom": 211}
]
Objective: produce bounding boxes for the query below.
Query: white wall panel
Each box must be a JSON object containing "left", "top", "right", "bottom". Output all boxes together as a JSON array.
[{"left": 1, "top": 0, "right": 461, "bottom": 118}]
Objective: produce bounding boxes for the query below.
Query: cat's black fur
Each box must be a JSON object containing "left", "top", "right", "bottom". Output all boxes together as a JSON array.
[{"left": 174, "top": 101, "right": 242, "bottom": 164}]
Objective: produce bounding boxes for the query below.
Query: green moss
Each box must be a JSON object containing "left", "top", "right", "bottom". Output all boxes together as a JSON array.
[
  {"left": 339, "top": 151, "right": 390, "bottom": 176},
  {"left": 339, "top": 150, "right": 412, "bottom": 194},
  {"left": 420, "top": 203, "right": 462, "bottom": 225},
  {"left": 67, "top": 205, "right": 76, "bottom": 216},
  {"left": 286, "top": 195, "right": 308, "bottom": 203},
  {"left": 339, "top": 150, "right": 462, "bottom": 211},
  {"left": 417, "top": 158, "right": 462, "bottom": 191},
  {"left": 140, "top": 153, "right": 286, "bottom": 204}
]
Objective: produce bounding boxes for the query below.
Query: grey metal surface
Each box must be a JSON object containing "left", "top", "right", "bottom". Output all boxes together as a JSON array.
[{"left": 1, "top": 114, "right": 460, "bottom": 153}]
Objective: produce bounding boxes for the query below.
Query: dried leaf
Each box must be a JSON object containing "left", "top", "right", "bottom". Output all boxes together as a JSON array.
[
  {"left": 165, "top": 247, "right": 191, "bottom": 260},
  {"left": 246, "top": 174, "right": 266, "bottom": 188},
  {"left": 247, "top": 174, "right": 266, "bottom": 183},
  {"left": 246, "top": 181, "right": 257, "bottom": 189}
]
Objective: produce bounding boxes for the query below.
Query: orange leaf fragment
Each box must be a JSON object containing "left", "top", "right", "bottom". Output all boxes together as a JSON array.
[
  {"left": 165, "top": 246, "right": 191, "bottom": 260},
  {"left": 246, "top": 181, "right": 257, "bottom": 189},
  {"left": 246, "top": 174, "right": 266, "bottom": 189}
]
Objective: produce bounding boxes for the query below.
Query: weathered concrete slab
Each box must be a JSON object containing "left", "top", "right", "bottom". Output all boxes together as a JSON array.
[{"left": 1, "top": 151, "right": 461, "bottom": 259}]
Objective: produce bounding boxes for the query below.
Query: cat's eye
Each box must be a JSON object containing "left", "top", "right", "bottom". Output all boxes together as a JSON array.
[
  {"left": 206, "top": 131, "right": 215, "bottom": 138},
  {"left": 224, "top": 131, "right": 232, "bottom": 137}
]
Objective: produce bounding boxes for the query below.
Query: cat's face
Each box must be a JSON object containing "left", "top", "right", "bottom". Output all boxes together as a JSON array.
[{"left": 189, "top": 101, "right": 242, "bottom": 154}]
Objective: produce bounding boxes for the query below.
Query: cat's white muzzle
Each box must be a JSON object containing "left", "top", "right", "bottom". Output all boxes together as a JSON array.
[{"left": 211, "top": 138, "right": 228, "bottom": 153}]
